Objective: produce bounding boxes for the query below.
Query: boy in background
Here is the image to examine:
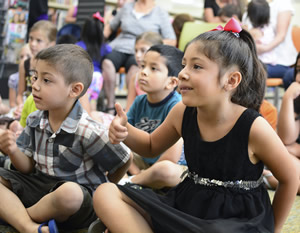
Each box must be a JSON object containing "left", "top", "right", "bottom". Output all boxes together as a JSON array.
[
  {"left": 0, "top": 44, "right": 131, "bottom": 233},
  {"left": 124, "top": 45, "right": 185, "bottom": 189}
]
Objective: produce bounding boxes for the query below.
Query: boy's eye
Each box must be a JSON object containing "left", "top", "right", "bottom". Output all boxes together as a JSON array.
[
  {"left": 43, "top": 78, "right": 51, "bottom": 83},
  {"left": 193, "top": 64, "right": 202, "bottom": 70},
  {"left": 151, "top": 66, "right": 158, "bottom": 71},
  {"left": 30, "top": 75, "right": 37, "bottom": 84}
]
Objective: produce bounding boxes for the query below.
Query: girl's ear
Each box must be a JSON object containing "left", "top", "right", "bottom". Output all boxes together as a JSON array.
[
  {"left": 166, "top": 76, "right": 179, "bottom": 90},
  {"left": 223, "top": 71, "right": 242, "bottom": 91},
  {"left": 69, "top": 82, "right": 84, "bottom": 98}
]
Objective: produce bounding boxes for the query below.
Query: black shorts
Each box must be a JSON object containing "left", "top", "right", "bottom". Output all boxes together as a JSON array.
[
  {"left": 104, "top": 50, "right": 137, "bottom": 72},
  {"left": 0, "top": 168, "right": 97, "bottom": 230}
]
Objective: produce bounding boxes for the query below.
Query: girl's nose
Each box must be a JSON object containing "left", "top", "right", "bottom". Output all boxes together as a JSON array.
[{"left": 178, "top": 69, "right": 189, "bottom": 80}]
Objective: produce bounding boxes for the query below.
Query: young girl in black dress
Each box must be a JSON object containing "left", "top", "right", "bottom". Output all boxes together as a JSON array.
[{"left": 93, "top": 18, "right": 298, "bottom": 233}]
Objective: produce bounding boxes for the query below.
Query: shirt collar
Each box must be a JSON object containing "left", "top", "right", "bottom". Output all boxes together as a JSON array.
[{"left": 28, "top": 100, "right": 83, "bottom": 134}]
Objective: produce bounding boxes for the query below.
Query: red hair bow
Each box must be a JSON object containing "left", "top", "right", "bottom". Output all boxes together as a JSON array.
[
  {"left": 93, "top": 12, "right": 104, "bottom": 23},
  {"left": 211, "top": 18, "right": 242, "bottom": 37}
]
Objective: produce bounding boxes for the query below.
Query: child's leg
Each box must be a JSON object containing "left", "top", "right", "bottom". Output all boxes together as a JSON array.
[
  {"left": 27, "top": 182, "right": 84, "bottom": 223},
  {"left": 131, "top": 160, "right": 185, "bottom": 189},
  {"left": 93, "top": 182, "right": 153, "bottom": 233},
  {"left": 0, "top": 177, "right": 43, "bottom": 233}
]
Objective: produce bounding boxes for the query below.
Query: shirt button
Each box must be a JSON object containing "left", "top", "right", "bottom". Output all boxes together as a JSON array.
[{"left": 48, "top": 138, "right": 54, "bottom": 143}]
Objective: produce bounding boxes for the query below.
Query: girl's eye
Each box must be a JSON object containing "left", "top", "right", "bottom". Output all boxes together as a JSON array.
[
  {"left": 181, "top": 64, "right": 186, "bottom": 69},
  {"left": 151, "top": 66, "right": 158, "bottom": 71},
  {"left": 140, "top": 64, "right": 145, "bottom": 69}
]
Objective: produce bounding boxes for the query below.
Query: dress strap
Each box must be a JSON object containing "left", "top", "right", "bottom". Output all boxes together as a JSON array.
[{"left": 187, "top": 171, "right": 263, "bottom": 190}]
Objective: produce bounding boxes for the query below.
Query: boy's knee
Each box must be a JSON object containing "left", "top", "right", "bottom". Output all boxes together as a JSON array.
[
  {"left": 53, "top": 182, "right": 84, "bottom": 211},
  {"left": 151, "top": 160, "right": 178, "bottom": 181}
]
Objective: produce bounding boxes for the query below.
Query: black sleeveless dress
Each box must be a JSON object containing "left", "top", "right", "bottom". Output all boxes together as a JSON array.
[{"left": 118, "top": 107, "right": 274, "bottom": 233}]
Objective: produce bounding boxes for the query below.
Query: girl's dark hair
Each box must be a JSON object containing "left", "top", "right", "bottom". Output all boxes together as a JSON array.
[
  {"left": 148, "top": 44, "right": 184, "bottom": 77},
  {"left": 81, "top": 17, "right": 104, "bottom": 62},
  {"left": 247, "top": 0, "right": 270, "bottom": 28},
  {"left": 186, "top": 29, "right": 266, "bottom": 111}
]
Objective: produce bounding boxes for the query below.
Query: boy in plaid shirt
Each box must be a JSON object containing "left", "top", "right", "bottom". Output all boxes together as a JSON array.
[{"left": 0, "top": 44, "right": 131, "bottom": 233}]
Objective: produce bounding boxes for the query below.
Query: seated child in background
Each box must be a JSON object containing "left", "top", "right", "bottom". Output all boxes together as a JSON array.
[
  {"left": 263, "top": 52, "right": 300, "bottom": 194},
  {"left": 16, "top": 20, "right": 57, "bottom": 106},
  {"left": 122, "top": 44, "right": 185, "bottom": 189},
  {"left": 0, "top": 44, "right": 131, "bottom": 233},
  {"left": 243, "top": 0, "right": 276, "bottom": 66},
  {"left": 172, "top": 13, "right": 194, "bottom": 48},
  {"left": 218, "top": 4, "right": 242, "bottom": 23},
  {"left": 76, "top": 12, "right": 112, "bottom": 111},
  {"left": 8, "top": 43, "right": 32, "bottom": 109},
  {"left": 125, "top": 31, "right": 163, "bottom": 112}
]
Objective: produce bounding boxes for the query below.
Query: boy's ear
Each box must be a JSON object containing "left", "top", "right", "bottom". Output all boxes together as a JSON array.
[
  {"left": 223, "top": 71, "right": 241, "bottom": 91},
  {"left": 69, "top": 82, "right": 84, "bottom": 98},
  {"left": 166, "top": 76, "right": 179, "bottom": 90},
  {"left": 49, "top": 41, "right": 56, "bottom": 47}
]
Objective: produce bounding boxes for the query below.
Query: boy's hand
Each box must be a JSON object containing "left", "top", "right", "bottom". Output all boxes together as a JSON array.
[
  {"left": 0, "top": 128, "right": 18, "bottom": 155},
  {"left": 109, "top": 103, "right": 128, "bottom": 144}
]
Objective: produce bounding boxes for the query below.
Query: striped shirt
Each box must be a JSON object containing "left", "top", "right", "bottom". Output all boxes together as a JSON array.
[{"left": 17, "top": 101, "right": 130, "bottom": 191}]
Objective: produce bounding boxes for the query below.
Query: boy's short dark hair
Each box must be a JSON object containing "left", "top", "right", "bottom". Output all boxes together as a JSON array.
[
  {"left": 147, "top": 44, "right": 184, "bottom": 77},
  {"left": 247, "top": 0, "right": 270, "bottom": 28},
  {"left": 35, "top": 44, "right": 93, "bottom": 98}
]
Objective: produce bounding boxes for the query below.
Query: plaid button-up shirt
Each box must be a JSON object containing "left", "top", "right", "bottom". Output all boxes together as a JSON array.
[{"left": 17, "top": 101, "right": 130, "bottom": 191}]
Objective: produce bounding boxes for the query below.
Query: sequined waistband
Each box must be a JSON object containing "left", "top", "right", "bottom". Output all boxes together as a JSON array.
[{"left": 186, "top": 171, "right": 263, "bottom": 190}]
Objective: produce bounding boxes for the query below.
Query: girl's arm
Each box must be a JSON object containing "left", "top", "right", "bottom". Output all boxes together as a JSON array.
[
  {"left": 109, "top": 102, "right": 184, "bottom": 157},
  {"left": 16, "top": 60, "right": 26, "bottom": 105},
  {"left": 8, "top": 87, "right": 17, "bottom": 108},
  {"left": 256, "top": 11, "right": 292, "bottom": 54},
  {"left": 103, "top": 21, "right": 113, "bottom": 39},
  {"left": 277, "top": 82, "right": 300, "bottom": 144},
  {"left": 0, "top": 129, "right": 35, "bottom": 174},
  {"left": 250, "top": 117, "right": 299, "bottom": 233}
]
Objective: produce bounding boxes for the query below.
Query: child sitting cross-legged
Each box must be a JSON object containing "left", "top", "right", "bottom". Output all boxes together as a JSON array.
[
  {"left": 94, "top": 18, "right": 298, "bottom": 233},
  {"left": 0, "top": 44, "right": 131, "bottom": 233}
]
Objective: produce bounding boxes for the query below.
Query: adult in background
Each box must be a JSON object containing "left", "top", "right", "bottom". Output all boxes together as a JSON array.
[
  {"left": 242, "top": 0, "right": 297, "bottom": 83},
  {"left": 102, "top": 0, "right": 176, "bottom": 114}
]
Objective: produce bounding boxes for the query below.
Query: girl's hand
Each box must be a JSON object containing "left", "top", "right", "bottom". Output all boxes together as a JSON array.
[
  {"left": 0, "top": 129, "right": 18, "bottom": 155},
  {"left": 285, "top": 82, "right": 300, "bottom": 100},
  {"left": 109, "top": 103, "right": 128, "bottom": 144}
]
